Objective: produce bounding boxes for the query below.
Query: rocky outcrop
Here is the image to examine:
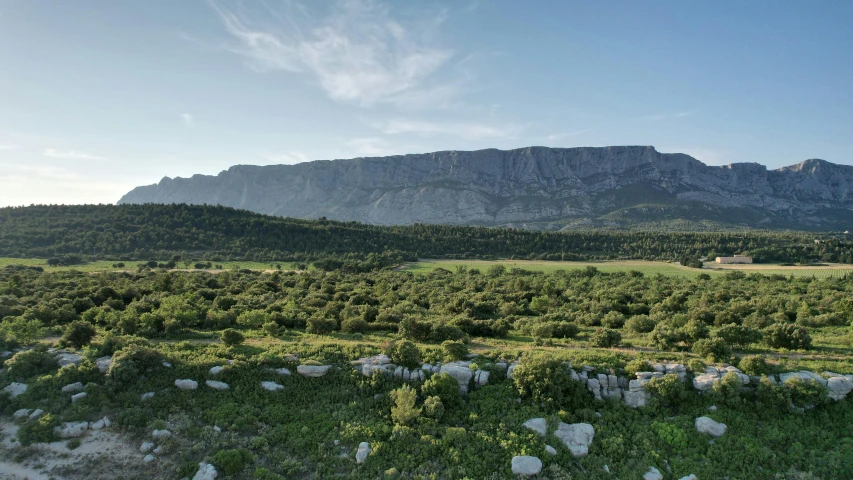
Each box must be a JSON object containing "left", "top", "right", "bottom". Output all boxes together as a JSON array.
[
  {"left": 644, "top": 466, "right": 664, "bottom": 480},
  {"left": 261, "top": 381, "right": 284, "bottom": 391},
  {"left": 175, "top": 379, "right": 198, "bottom": 390},
  {"left": 96, "top": 356, "right": 112, "bottom": 373},
  {"left": 192, "top": 462, "right": 218, "bottom": 480},
  {"left": 511, "top": 456, "right": 542, "bottom": 476},
  {"left": 56, "top": 421, "right": 89, "bottom": 438},
  {"left": 695, "top": 416, "right": 727, "bottom": 437},
  {"left": 3, "top": 382, "right": 27, "bottom": 398},
  {"left": 554, "top": 422, "right": 595, "bottom": 457},
  {"left": 119, "top": 146, "right": 853, "bottom": 230},
  {"left": 297, "top": 365, "right": 331, "bottom": 377},
  {"left": 62, "top": 382, "right": 84, "bottom": 394},
  {"left": 206, "top": 380, "right": 230, "bottom": 390},
  {"left": 55, "top": 352, "right": 83, "bottom": 367},
  {"left": 522, "top": 418, "right": 547, "bottom": 437},
  {"left": 355, "top": 442, "right": 371, "bottom": 464}
]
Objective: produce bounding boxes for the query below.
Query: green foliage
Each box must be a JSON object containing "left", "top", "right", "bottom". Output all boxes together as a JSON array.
[
  {"left": 422, "top": 395, "right": 445, "bottom": 419},
  {"left": 623, "top": 358, "right": 651, "bottom": 377},
  {"left": 590, "top": 328, "right": 621, "bottom": 347},
  {"left": 5, "top": 346, "right": 55, "bottom": 379},
  {"left": 212, "top": 448, "right": 254, "bottom": 476},
  {"left": 385, "top": 340, "right": 421, "bottom": 369},
  {"left": 341, "top": 316, "right": 368, "bottom": 333},
  {"left": 713, "top": 324, "right": 763, "bottom": 349},
  {"left": 61, "top": 320, "right": 96, "bottom": 349},
  {"left": 262, "top": 321, "right": 280, "bottom": 336},
  {"left": 306, "top": 316, "right": 336, "bottom": 335},
  {"left": 740, "top": 355, "right": 769, "bottom": 375},
  {"left": 756, "top": 376, "right": 790, "bottom": 411},
  {"left": 221, "top": 328, "right": 245, "bottom": 346},
  {"left": 441, "top": 340, "right": 468, "bottom": 361},
  {"left": 17, "top": 413, "right": 60, "bottom": 446},
  {"left": 784, "top": 378, "right": 829, "bottom": 408},
  {"left": 106, "top": 344, "right": 164, "bottom": 389},
  {"left": 687, "top": 358, "right": 707, "bottom": 374},
  {"left": 421, "top": 373, "right": 461, "bottom": 408},
  {"left": 645, "top": 374, "right": 688, "bottom": 408},
  {"left": 692, "top": 338, "right": 732, "bottom": 362},
  {"left": 651, "top": 421, "right": 688, "bottom": 449},
  {"left": 624, "top": 314, "right": 656, "bottom": 333},
  {"left": 0, "top": 316, "right": 45, "bottom": 346},
  {"left": 649, "top": 322, "right": 682, "bottom": 350},
  {"left": 390, "top": 384, "right": 421, "bottom": 426},
  {"left": 764, "top": 323, "right": 813, "bottom": 350},
  {"left": 237, "top": 310, "right": 269, "bottom": 329},
  {"left": 711, "top": 371, "right": 745, "bottom": 407},
  {"left": 512, "top": 355, "right": 589, "bottom": 411}
]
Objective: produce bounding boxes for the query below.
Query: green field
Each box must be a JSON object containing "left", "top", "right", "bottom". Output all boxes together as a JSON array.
[{"left": 0, "top": 257, "right": 298, "bottom": 272}]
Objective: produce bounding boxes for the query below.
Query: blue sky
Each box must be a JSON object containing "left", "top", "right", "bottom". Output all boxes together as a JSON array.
[{"left": 1, "top": 0, "right": 851, "bottom": 206}]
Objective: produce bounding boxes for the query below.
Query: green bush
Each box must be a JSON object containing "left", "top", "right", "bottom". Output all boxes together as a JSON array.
[
  {"left": 441, "top": 340, "right": 468, "bottom": 361},
  {"left": 106, "top": 345, "right": 164, "bottom": 389},
  {"left": 764, "top": 323, "right": 812, "bottom": 350},
  {"left": 236, "top": 310, "right": 269, "bottom": 329},
  {"left": 649, "top": 322, "right": 682, "bottom": 350},
  {"left": 687, "top": 358, "right": 706, "bottom": 374},
  {"left": 421, "top": 373, "right": 461, "bottom": 408},
  {"left": 712, "top": 324, "right": 763, "bottom": 349},
  {"left": 262, "top": 321, "right": 280, "bottom": 336},
  {"left": 551, "top": 321, "right": 580, "bottom": 339},
  {"left": 0, "top": 316, "right": 46, "bottom": 346},
  {"left": 17, "top": 413, "right": 60, "bottom": 446},
  {"left": 423, "top": 395, "right": 445, "bottom": 419},
  {"left": 601, "top": 311, "right": 626, "bottom": 329},
  {"left": 5, "top": 346, "right": 55, "bottom": 379},
  {"left": 390, "top": 384, "right": 421, "bottom": 426},
  {"left": 590, "top": 328, "right": 621, "bottom": 347},
  {"left": 645, "top": 374, "right": 688, "bottom": 408},
  {"left": 624, "top": 314, "right": 656, "bottom": 334},
  {"left": 341, "top": 316, "right": 368, "bottom": 334},
  {"left": 221, "top": 328, "right": 245, "bottom": 346},
  {"left": 385, "top": 340, "right": 421, "bottom": 369},
  {"left": 512, "top": 355, "right": 589, "bottom": 411},
  {"left": 711, "top": 371, "right": 744, "bottom": 407},
  {"left": 785, "top": 378, "right": 829, "bottom": 408},
  {"left": 756, "top": 376, "right": 790, "bottom": 411},
  {"left": 212, "top": 448, "right": 254, "bottom": 476},
  {"left": 739, "top": 355, "right": 769, "bottom": 375},
  {"left": 623, "top": 358, "right": 651, "bottom": 377},
  {"left": 692, "top": 338, "right": 732, "bottom": 362},
  {"left": 61, "top": 320, "right": 97, "bottom": 349},
  {"left": 306, "top": 316, "right": 336, "bottom": 335}
]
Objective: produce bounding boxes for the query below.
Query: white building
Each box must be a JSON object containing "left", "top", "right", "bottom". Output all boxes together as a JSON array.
[{"left": 715, "top": 255, "right": 753, "bottom": 264}]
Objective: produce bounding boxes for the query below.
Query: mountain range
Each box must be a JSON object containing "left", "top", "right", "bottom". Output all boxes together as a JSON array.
[{"left": 118, "top": 146, "right": 853, "bottom": 231}]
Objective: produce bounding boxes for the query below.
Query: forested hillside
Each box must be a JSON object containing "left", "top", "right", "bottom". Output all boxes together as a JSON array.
[{"left": 1, "top": 204, "right": 852, "bottom": 264}]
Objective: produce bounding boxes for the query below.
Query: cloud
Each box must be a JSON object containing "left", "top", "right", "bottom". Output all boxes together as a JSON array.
[
  {"left": 263, "top": 151, "right": 310, "bottom": 164},
  {"left": 0, "top": 163, "right": 134, "bottom": 207},
  {"left": 211, "top": 0, "right": 458, "bottom": 107},
  {"left": 43, "top": 149, "right": 108, "bottom": 161},
  {"left": 0, "top": 144, "right": 19, "bottom": 151},
  {"left": 643, "top": 111, "right": 692, "bottom": 121},
  {"left": 345, "top": 137, "right": 400, "bottom": 156},
  {"left": 546, "top": 129, "right": 591, "bottom": 141},
  {"left": 373, "top": 118, "right": 521, "bottom": 139},
  {"left": 181, "top": 113, "right": 194, "bottom": 126}
]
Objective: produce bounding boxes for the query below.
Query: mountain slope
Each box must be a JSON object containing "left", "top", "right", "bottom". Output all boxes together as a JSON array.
[{"left": 118, "top": 146, "right": 853, "bottom": 230}]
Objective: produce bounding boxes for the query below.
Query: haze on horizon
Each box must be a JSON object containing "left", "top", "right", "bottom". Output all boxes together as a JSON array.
[{"left": 1, "top": 0, "right": 851, "bottom": 207}]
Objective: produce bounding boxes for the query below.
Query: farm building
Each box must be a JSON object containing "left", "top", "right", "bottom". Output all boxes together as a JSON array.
[{"left": 716, "top": 255, "right": 753, "bottom": 264}]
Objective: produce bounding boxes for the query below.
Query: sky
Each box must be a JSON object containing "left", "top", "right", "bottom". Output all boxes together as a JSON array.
[{"left": 1, "top": 0, "right": 852, "bottom": 206}]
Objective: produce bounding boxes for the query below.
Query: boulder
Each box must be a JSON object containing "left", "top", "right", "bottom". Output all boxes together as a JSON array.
[
  {"left": 779, "top": 371, "right": 827, "bottom": 386},
  {"left": 474, "top": 369, "right": 490, "bottom": 387},
  {"left": 261, "top": 381, "right": 284, "bottom": 391},
  {"left": 192, "top": 462, "right": 218, "bottom": 480},
  {"left": 209, "top": 366, "right": 224, "bottom": 375},
  {"left": 297, "top": 365, "right": 331, "bottom": 377},
  {"left": 624, "top": 379, "right": 649, "bottom": 408},
  {"left": 29, "top": 409, "right": 44, "bottom": 419},
  {"left": 3, "top": 382, "right": 27, "bottom": 398},
  {"left": 140, "top": 442, "right": 155, "bottom": 453},
  {"left": 522, "top": 418, "right": 547, "bottom": 437},
  {"left": 153, "top": 445, "right": 164, "bottom": 455},
  {"left": 692, "top": 374, "right": 718, "bottom": 392},
  {"left": 695, "top": 416, "right": 726, "bottom": 437},
  {"left": 103, "top": 416, "right": 112, "bottom": 427},
  {"left": 273, "top": 367, "right": 291, "bottom": 375},
  {"left": 355, "top": 441, "right": 371, "bottom": 464},
  {"left": 205, "top": 380, "right": 230, "bottom": 391},
  {"left": 96, "top": 356, "right": 112, "bottom": 373},
  {"left": 644, "top": 466, "right": 664, "bottom": 480},
  {"left": 143, "top": 454, "right": 156, "bottom": 463},
  {"left": 439, "top": 362, "right": 474, "bottom": 394},
  {"left": 162, "top": 361, "right": 172, "bottom": 368},
  {"left": 511, "top": 456, "right": 542, "bottom": 476},
  {"left": 55, "top": 352, "right": 83, "bottom": 367},
  {"left": 827, "top": 375, "right": 853, "bottom": 400},
  {"left": 679, "top": 475, "right": 699, "bottom": 480},
  {"left": 152, "top": 429, "right": 172, "bottom": 440},
  {"left": 175, "top": 379, "right": 198, "bottom": 390},
  {"left": 555, "top": 422, "right": 595, "bottom": 457},
  {"left": 545, "top": 445, "right": 557, "bottom": 456},
  {"left": 62, "top": 382, "right": 85, "bottom": 393},
  {"left": 141, "top": 391, "right": 155, "bottom": 400},
  {"left": 13, "top": 408, "right": 33, "bottom": 419},
  {"left": 90, "top": 419, "right": 106, "bottom": 430},
  {"left": 507, "top": 362, "right": 518, "bottom": 379},
  {"left": 71, "top": 392, "right": 87, "bottom": 403},
  {"left": 56, "top": 421, "right": 89, "bottom": 438}
]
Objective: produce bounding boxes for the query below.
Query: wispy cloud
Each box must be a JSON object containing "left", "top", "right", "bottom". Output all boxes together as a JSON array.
[
  {"left": 345, "top": 137, "right": 400, "bottom": 156},
  {"left": 373, "top": 118, "right": 521, "bottom": 139},
  {"left": 0, "top": 144, "right": 19, "bottom": 151},
  {"left": 43, "top": 149, "right": 108, "bottom": 161},
  {"left": 546, "top": 129, "right": 591, "bottom": 141},
  {"left": 643, "top": 111, "right": 692, "bottom": 121},
  {"left": 263, "top": 151, "right": 310, "bottom": 164},
  {"left": 210, "top": 0, "right": 458, "bottom": 107},
  {"left": 181, "top": 113, "right": 194, "bottom": 126}
]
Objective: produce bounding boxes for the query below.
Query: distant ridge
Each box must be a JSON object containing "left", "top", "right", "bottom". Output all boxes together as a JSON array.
[{"left": 118, "top": 146, "right": 853, "bottom": 231}]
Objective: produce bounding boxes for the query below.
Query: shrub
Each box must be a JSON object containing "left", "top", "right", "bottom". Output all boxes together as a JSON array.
[
  {"left": 785, "top": 378, "right": 829, "bottom": 408},
  {"left": 306, "top": 316, "right": 336, "bottom": 335},
  {"left": 679, "top": 319, "right": 710, "bottom": 347},
  {"left": 5, "top": 346, "right": 55, "bottom": 379},
  {"left": 623, "top": 358, "right": 651, "bottom": 377},
  {"left": 221, "top": 329, "right": 245, "bottom": 346},
  {"left": 551, "top": 321, "right": 580, "bottom": 339},
  {"left": 262, "top": 321, "right": 280, "bottom": 336},
  {"left": 712, "top": 324, "right": 763, "bottom": 349},
  {"left": 441, "top": 340, "right": 468, "bottom": 361},
  {"left": 423, "top": 395, "right": 445, "bottom": 419},
  {"left": 764, "top": 323, "right": 812, "bottom": 350},
  {"left": 711, "top": 371, "right": 744, "bottom": 407},
  {"left": 106, "top": 345, "right": 164, "bottom": 389},
  {"left": 61, "top": 320, "right": 97, "bottom": 349},
  {"left": 18, "top": 413, "right": 60, "bottom": 446},
  {"left": 341, "top": 317, "right": 368, "bottom": 334},
  {"left": 0, "top": 316, "right": 46, "bottom": 346},
  {"left": 390, "top": 384, "right": 421, "bottom": 426},
  {"left": 590, "top": 328, "right": 621, "bottom": 347},
  {"left": 236, "top": 310, "right": 269, "bottom": 329},
  {"left": 398, "top": 316, "right": 432, "bottom": 342},
  {"left": 645, "top": 374, "right": 688, "bottom": 408},
  {"left": 601, "top": 311, "right": 626, "bottom": 329},
  {"left": 624, "top": 314, "right": 656, "bottom": 334},
  {"left": 430, "top": 323, "right": 465, "bottom": 342},
  {"left": 213, "top": 448, "right": 253, "bottom": 476},
  {"left": 649, "top": 323, "right": 682, "bottom": 350},
  {"left": 512, "top": 355, "right": 589, "bottom": 411},
  {"left": 421, "top": 373, "right": 461, "bottom": 408},
  {"left": 756, "top": 376, "right": 790, "bottom": 411},
  {"left": 692, "top": 338, "right": 732, "bottom": 362},
  {"left": 739, "top": 355, "right": 769, "bottom": 375},
  {"left": 385, "top": 340, "right": 421, "bottom": 369}
]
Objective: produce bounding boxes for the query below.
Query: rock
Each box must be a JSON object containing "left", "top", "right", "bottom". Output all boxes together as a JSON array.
[
  {"left": 545, "top": 445, "right": 557, "bottom": 456},
  {"left": 174, "top": 379, "right": 198, "bottom": 390},
  {"left": 511, "top": 455, "right": 542, "bottom": 476},
  {"left": 297, "top": 365, "right": 331, "bottom": 377},
  {"left": 644, "top": 466, "right": 664, "bottom": 480},
  {"left": 474, "top": 369, "right": 490, "bottom": 387},
  {"left": 261, "top": 381, "right": 284, "bottom": 391},
  {"left": 141, "top": 391, "right": 155, "bottom": 400},
  {"left": 162, "top": 361, "right": 172, "bottom": 368},
  {"left": 779, "top": 371, "right": 827, "bottom": 387},
  {"left": 213, "top": 426, "right": 222, "bottom": 433},
  {"left": 695, "top": 416, "right": 727, "bottom": 437},
  {"left": 143, "top": 454, "right": 156, "bottom": 463},
  {"left": 555, "top": 422, "right": 595, "bottom": 457},
  {"left": 355, "top": 441, "right": 371, "bottom": 464},
  {"left": 604, "top": 464, "right": 610, "bottom": 473},
  {"left": 507, "top": 362, "right": 518, "bottom": 379},
  {"left": 96, "top": 356, "right": 112, "bottom": 373},
  {"left": 209, "top": 366, "right": 224, "bottom": 375},
  {"left": 103, "top": 416, "right": 112, "bottom": 427},
  {"left": 274, "top": 367, "right": 291, "bottom": 375},
  {"left": 56, "top": 421, "right": 89, "bottom": 438},
  {"left": 692, "top": 374, "right": 719, "bottom": 392},
  {"left": 707, "top": 405, "right": 717, "bottom": 411},
  {"left": 13, "top": 408, "right": 33, "bottom": 419},
  {"left": 62, "top": 382, "right": 85, "bottom": 393},
  {"left": 1, "top": 351, "right": 11, "bottom": 358},
  {"left": 522, "top": 418, "right": 547, "bottom": 437},
  {"left": 153, "top": 445, "right": 164, "bottom": 455},
  {"left": 678, "top": 475, "right": 699, "bottom": 480},
  {"left": 439, "top": 362, "right": 474, "bottom": 394},
  {"left": 205, "top": 380, "right": 230, "bottom": 390},
  {"left": 71, "top": 392, "right": 87, "bottom": 403},
  {"left": 827, "top": 375, "right": 853, "bottom": 400},
  {"left": 152, "top": 429, "right": 171, "bottom": 440},
  {"left": 3, "top": 382, "right": 27, "bottom": 398},
  {"left": 29, "top": 409, "right": 44, "bottom": 419},
  {"left": 90, "top": 419, "right": 106, "bottom": 430},
  {"left": 334, "top": 439, "right": 340, "bottom": 446},
  {"left": 55, "top": 352, "right": 83, "bottom": 367},
  {"left": 192, "top": 462, "right": 218, "bottom": 480}
]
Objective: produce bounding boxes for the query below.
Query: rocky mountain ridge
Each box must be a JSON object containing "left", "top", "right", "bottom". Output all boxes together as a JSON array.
[{"left": 118, "top": 146, "right": 853, "bottom": 230}]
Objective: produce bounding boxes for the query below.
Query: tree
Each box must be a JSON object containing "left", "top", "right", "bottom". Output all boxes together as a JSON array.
[
  {"left": 421, "top": 373, "right": 461, "bottom": 408},
  {"left": 221, "top": 328, "right": 245, "bottom": 346},
  {"left": 645, "top": 374, "right": 688, "bottom": 408},
  {"left": 390, "top": 384, "right": 421, "bottom": 426},
  {"left": 385, "top": 340, "right": 421, "bottom": 369},
  {"left": 512, "top": 355, "right": 588, "bottom": 411},
  {"left": 61, "top": 320, "right": 97, "bottom": 349},
  {"left": 764, "top": 323, "right": 812, "bottom": 350},
  {"left": 712, "top": 324, "right": 762, "bottom": 349},
  {"left": 590, "top": 328, "right": 621, "bottom": 347},
  {"left": 441, "top": 340, "right": 468, "bottom": 360}
]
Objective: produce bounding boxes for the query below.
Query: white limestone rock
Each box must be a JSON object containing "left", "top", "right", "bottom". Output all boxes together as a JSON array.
[
  {"left": 71, "top": 392, "right": 87, "bottom": 403},
  {"left": 3, "top": 382, "right": 28, "bottom": 398},
  {"left": 473, "top": 369, "right": 490, "bottom": 387},
  {"left": 692, "top": 374, "right": 719, "bottom": 392},
  {"left": 209, "top": 366, "right": 224, "bottom": 375},
  {"left": 695, "top": 416, "right": 727, "bottom": 437},
  {"left": 141, "top": 391, "right": 155, "bottom": 401},
  {"left": 205, "top": 380, "right": 230, "bottom": 390},
  {"left": 90, "top": 419, "right": 106, "bottom": 430},
  {"left": 175, "top": 379, "right": 198, "bottom": 390},
  {"left": 355, "top": 441, "right": 371, "bottom": 464},
  {"left": 555, "top": 422, "right": 595, "bottom": 457},
  {"left": 162, "top": 361, "right": 172, "bottom": 368},
  {"left": 679, "top": 475, "right": 699, "bottom": 480},
  {"left": 439, "top": 362, "right": 474, "bottom": 394},
  {"left": 297, "top": 365, "right": 331, "bottom": 377},
  {"left": 143, "top": 454, "right": 156, "bottom": 463},
  {"left": 29, "top": 409, "right": 44, "bottom": 419},
  {"left": 96, "top": 356, "right": 112, "bottom": 373},
  {"left": 152, "top": 429, "right": 172, "bottom": 440},
  {"left": 13, "top": 408, "right": 33, "bottom": 419},
  {"left": 55, "top": 352, "right": 83, "bottom": 367},
  {"left": 140, "top": 442, "right": 155, "bottom": 453},
  {"left": 779, "top": 371, "right": 827, "bottom": 386},
  {"left": 62, "top": 382, "right": 84, "bottom": 394},
  {"left": 56, "top": 421, "right": 89, "bottom": 438},
  {"left": 522, "top": 418, "right": 547, "bottom": 437},
  {"left": 192, "top": 462, "right": 218, "bottom": 480},
  {"left": 644, "top": 466, "right": 664, "bottom": 480},
  {"left": 511, "top": 455, "right": 542, "bottom": 476},
  {"left": 507, "top": 362, "right": 518, "bottom": 379},
  {"left": 273, "top": 367, "right": 291, "bottom": 375},
  {"left": 827, "top": 375, "right": 853, "bottom": 400},
  {"left": 261, "top": 381, "right": 284, "bottom": 391},
  {"left": 545, "top": 445, "right": 557, "bottom": 456}
]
